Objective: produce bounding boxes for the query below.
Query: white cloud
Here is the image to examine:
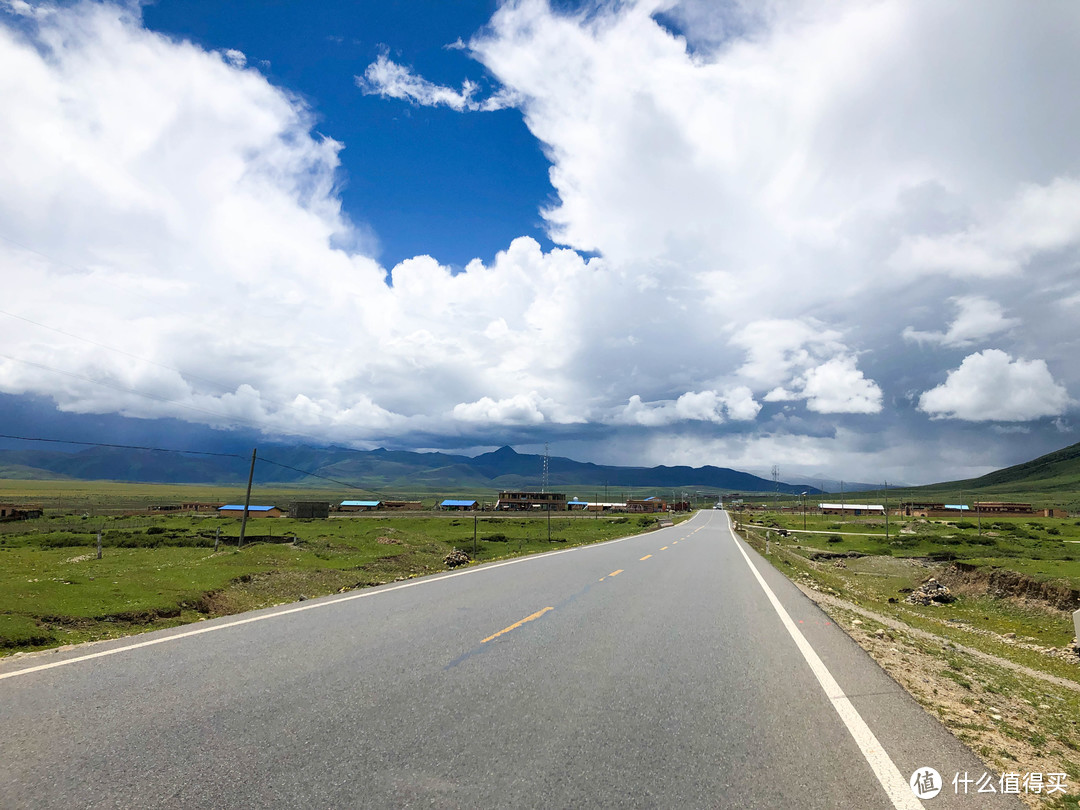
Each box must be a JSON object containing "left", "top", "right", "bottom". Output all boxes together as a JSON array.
[
  {"left": 615, "top": 387, "right": 761, "bottom": 426},
  {"left": 356, "top": 53, "right": 517, "bottom": 112},
  {"left": 766, "top": 356, "right": 882, "bottom": 414},
  {"left": 918, "top": 350, "right": 1071, "bottom": 422},
  {"left": 3, "top": 0, "right": 1080, "bottom": 482},
  {"left": 222, "top": 48, "right": 246, "bottom": 69},
  {"left": 903, "top": 296, "right": 1019, "bottom": 348}
]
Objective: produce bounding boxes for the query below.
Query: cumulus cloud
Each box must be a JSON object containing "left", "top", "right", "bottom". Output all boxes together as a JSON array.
[
  {"left": 765, "top": 356, "right": 882, "bottom": 414},
  {"left": 615, "top": 387, "right": 761, "bottom": 426},
  {"left": 903, "top": 296, "right": 1019, "bottom": 348},
  {"left": 4, "top": 0, "right": 1080, "bottom": 481},
  {"left": 918, "top": 350, "right": 1071, "bottom": 422}
]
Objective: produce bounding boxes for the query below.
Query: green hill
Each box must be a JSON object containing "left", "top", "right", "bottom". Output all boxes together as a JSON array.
[{"left": 913, "top": 440, "right": 1080, "bottom": 506}]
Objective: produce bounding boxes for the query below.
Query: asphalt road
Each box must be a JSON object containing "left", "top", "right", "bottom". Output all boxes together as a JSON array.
[{"left": 0, "top": 511, "right": 1024, "bottom": 809}]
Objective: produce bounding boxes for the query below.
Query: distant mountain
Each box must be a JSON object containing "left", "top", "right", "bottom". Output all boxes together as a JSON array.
[
  {"left": 918, "top": 440, "right": 1080, "bottom": 496},
  {"left": 0, "top": 444, "right": 819, "bottom": 495}
]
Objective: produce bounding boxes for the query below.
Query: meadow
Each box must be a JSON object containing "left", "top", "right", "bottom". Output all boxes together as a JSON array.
[{"left": 0, "top": 493, "right": 677, "bottom": 654}]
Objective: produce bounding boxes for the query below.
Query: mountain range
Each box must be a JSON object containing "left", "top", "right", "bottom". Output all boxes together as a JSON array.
[{"left": 0, "top": 444, "right": 820, "bottom": 495}]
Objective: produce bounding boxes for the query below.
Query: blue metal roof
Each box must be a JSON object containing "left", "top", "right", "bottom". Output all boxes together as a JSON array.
[
  {"left": 219, "top": 505, "right": 276, "bottom": 511},
  {"left": 944, "top": 504, "right": 970, "bottom": 511},
  {"left": 341, "top": 500, "right": 382, "bottom": 507},
  {"left": 441, "top": 499, "right": 478, "bottom": 507},
  {"left": 567, "top": 500, "right": 590, "bottom": 505}
]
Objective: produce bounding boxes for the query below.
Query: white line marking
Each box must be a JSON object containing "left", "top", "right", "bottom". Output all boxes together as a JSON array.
[
  {"left": 721, "top": 511, "right": 922, "bottom": 810},
  {"left": 0, "top": 516, "right": 701, "bottom": 682}
]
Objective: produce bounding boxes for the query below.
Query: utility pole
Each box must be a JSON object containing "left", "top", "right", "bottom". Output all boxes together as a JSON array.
[
  {"left": 772, "top": 465, "right": 780, "bottom": 513},
  {"left": 238, "top": 448, "right": 256, "bottom": 548},
  {"left": 884, "top": 480, "right": 889, "bottom": 541}
]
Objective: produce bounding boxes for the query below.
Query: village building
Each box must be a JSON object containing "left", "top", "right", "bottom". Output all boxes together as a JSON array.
[
  {"left": 381, "top": 500, "right": 423, "bottom": 511},
  {"left": 440, "top": 499, "right": 479, "bottom": 511},
  {"left": 217, "top": 505, "right": 282, "bottom": 518},
  {"left": 495, "top": 491, "right": 567, "bottom": 511},
  {"left": 0, "top": 503, "right": 43, "bottom": 521},
  {"left": 339, "top": 500, "right": 382, "bottom": 512},
  {"left": 625, "top": 496, "right": 668, "bottom": 513},
  {"left": 290, "top": 502, "right": 330, "bottom": 519},
  {"left": 819, "top": 503, "right": 885, "bottom": 516}
]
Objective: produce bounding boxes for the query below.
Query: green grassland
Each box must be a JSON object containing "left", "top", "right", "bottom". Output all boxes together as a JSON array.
[
  {"left": 0, "top": 504, "right": 678, "bottom": 655},
  {"left": 735, "top": 509, "right": 1080, "bottom": 678}
]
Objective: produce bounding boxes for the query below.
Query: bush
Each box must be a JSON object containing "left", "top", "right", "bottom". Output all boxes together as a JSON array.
[
  {"left": 482, "top": 533, "right": 509, "bottom": 543},
  {"left": 1047, "top": 526, "right": 1061, "bottom": 536},
  {"left": 146, "top": 526, "right": 166, "bottom": 535},
  {"left": 827, "top": 535, "right": 842, "bottom": 543},
  {"left": 954, "top": 521, "right": 976, "bottom": 529}
]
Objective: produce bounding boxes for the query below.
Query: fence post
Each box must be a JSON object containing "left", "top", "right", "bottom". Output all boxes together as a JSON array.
[
  {"left": 96, "top": 530, "right": 102, "bottom": 560},
  {"left": 214, "top": 527, "right": 220, "bottom": 553}
]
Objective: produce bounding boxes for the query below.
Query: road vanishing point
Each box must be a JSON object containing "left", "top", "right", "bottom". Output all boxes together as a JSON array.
[{"left": 1, "top": 511, "right": 1022, "bottom": 808}]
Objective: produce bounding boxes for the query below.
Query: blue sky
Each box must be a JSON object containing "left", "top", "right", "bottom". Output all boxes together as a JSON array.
[
  {"left": 2, "top": 0, "right": 1080, "bottom": 485},
  {"left": 143, "top": 0, "right": 555, "bottom": 269}
]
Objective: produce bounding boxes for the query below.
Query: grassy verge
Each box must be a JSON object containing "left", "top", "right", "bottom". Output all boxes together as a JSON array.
[
  {"left": 0, "top": 511, "right": 682, "bottom": 656},
  {"left": 737, "top": 518, "right": 1080, "bottom": 809}
]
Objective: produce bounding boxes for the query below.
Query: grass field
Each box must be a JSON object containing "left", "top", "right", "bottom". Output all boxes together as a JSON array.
[{"left": 0, "top": 506, "right": 680, "bottom": 655}]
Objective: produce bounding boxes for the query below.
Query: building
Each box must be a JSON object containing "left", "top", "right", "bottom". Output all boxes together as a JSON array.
[
  {"left": 382, "top": 501, "right": 423, "bottom": 511},
  {"left": 440, "top": 499, "right": 479, "bottom": 511},
  {"left": 148, "top": 503, "right": 220, "bottom": 513},
  {"left": 0, "top": 503, "right": 43, "bottom": 521},
  {"left": 819, "top": 503, "right": 885, "bottom": 516},
  {"left": 625, "top": 497, "right": 668, "bottom": 513},
  {"left": 290, "top": 502, "right": 330, "bottom": 519},
  {"left": 567, "top": 499, "right": 591, "bottom": 510},
  {"left": 973, "top": 502, "right": 1034, "bottom": 515},
  {"left": 495, "top": 491, "right": 567, "bottom": 511},
  {"left": 339, "top": 500, "right": 382, "bottom": 512},
  {"left": 218, "top": 505, "right": 282, "bottom": 518}
]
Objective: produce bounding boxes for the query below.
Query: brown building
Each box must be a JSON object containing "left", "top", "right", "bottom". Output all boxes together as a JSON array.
[
  {"left": 625, "top": 497, "right": 668, "bottom": 513},
  {"left": 974, "top": 502, "right": 1034, "bottom": 515},
  {"left": 339, "top": 500, "right": 382, "bottom": 512},
  {"left": 382, "top": 501, "right": 423, "bottom": 511},
  {"left": 0, "top": 503, "right": 43, "bottom": 521},
  {"left": 496, "top": 491, "right": 567, "bottom": 511}
]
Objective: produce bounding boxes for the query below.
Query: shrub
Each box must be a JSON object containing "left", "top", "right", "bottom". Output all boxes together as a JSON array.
[
  {"left": 146, "top": 526, "right": 166, "bottom": 535},
  {"left": 827, "top": 535, "right": 842, "bottom": 543},
  {"left": 482, "top": 533, "right": 509, "bottom": 543}
]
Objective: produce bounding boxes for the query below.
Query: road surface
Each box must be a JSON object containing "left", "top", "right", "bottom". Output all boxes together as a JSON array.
[{"left": 0, "top": 510, "right": 1022, "bottom": 808}]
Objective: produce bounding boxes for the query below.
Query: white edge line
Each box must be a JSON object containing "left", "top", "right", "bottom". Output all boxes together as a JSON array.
[
  {"left": 721, "top": 511, "right": 924, "bottom": 810},
  {"left": 0, "top": 516, "right": 695, "bottom": 681}
]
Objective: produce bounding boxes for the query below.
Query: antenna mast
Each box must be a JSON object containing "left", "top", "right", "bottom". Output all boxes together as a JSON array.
[{"left": 542, "top": 442, "right": 550, "bottom": 493}]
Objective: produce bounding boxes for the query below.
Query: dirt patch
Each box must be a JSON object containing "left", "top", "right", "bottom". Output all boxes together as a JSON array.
[
  {"left": 942, "top": 563, "right": 1080, "bottom": 612},
  {"left": 799, "top": 586, "right": 1080, "bottom": 810},
  {"left": 377, "top": 536, "right": 402, "bottom": 545}
]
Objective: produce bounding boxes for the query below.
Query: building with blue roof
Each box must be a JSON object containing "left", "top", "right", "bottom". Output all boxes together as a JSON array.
[
  {"left": 340, "top": 500, "right": 382, "bottom": 512},
  {"left": 218, "top": 505, "right": 282, "bottom": 517},
  {"left": 440, "top": 499, "right": 478, "bottom": 510}
]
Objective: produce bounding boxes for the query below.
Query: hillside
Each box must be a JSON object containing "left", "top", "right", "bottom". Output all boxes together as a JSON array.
[
  {"left": 912, "top": 440, "right": 1080, "bottom": 501},
  {"left": 0, "top": 444, "right": 818, "bottom": 495}
]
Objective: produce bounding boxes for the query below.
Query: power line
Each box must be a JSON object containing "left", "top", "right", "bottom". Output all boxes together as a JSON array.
[{"left": 0, "top": 433, "right": 242, "bottom": 457}]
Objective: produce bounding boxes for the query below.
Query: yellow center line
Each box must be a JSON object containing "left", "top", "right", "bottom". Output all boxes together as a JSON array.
[
  {"left": 660, "top": 546, "right": 668, "bottom": 550},
  {"left": 639, "top": 554, "right": 652, "bottom": 561},
  {"left": 609, "top": 569, "right": 623, "bottom": 577},
  {"left": 481, "top": 606, "right": 554, "bottom": 644}
]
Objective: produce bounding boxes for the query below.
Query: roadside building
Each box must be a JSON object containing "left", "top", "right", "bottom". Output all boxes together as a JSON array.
[
  {"left": 290, "top": 501, "right": 330, "bottom": 519},
  {"left": 440, "top": 499, "right": 478, "bottom": 511},
  {"left": 382, "top": 501, "right": 423, "bottom": 511},
  {"left": 339, "top": 500, "right": 382, "bottom": 512},
  {"left": 625, "top": 497, "right": 668, "bottom": 513},
  {"left": 819, "top": 503, "right": 885, "bottom": 516},
  {"left": 218, "top": 505, "right": 282, "bottom": 518},
  {"left": 973, "top": 502, "right": 1034, "bottom": 515},
  {"left": 0, "top": 503, "right": 43, "bottom": 521},
  {"left": 495, "top": 491, "right": 567, "bottom": 511},
  {"left": 567, "top": 499, "right": 590, "bottom": 510}
]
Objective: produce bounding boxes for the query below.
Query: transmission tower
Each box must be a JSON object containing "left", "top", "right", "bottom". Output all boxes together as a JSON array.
[
  {"left": 542, "top": 443, "right": 550, "bottom": 493},
  {"left": 772, "top": 465, "right": 780, "bottom": 512}
]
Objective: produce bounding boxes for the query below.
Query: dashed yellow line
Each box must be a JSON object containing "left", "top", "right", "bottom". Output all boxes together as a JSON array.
[
  {"left": 640, "top": 554, "right": 652, "bottom": 561},
  {"left": 481, "top": 606, "right": 554, "bottom": 643},
  {"left": 609, "top": 569, "right": 623, "bottom": 577},
  {"left": 660, "top": 546, "right": 668, "bottom": 551}
]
